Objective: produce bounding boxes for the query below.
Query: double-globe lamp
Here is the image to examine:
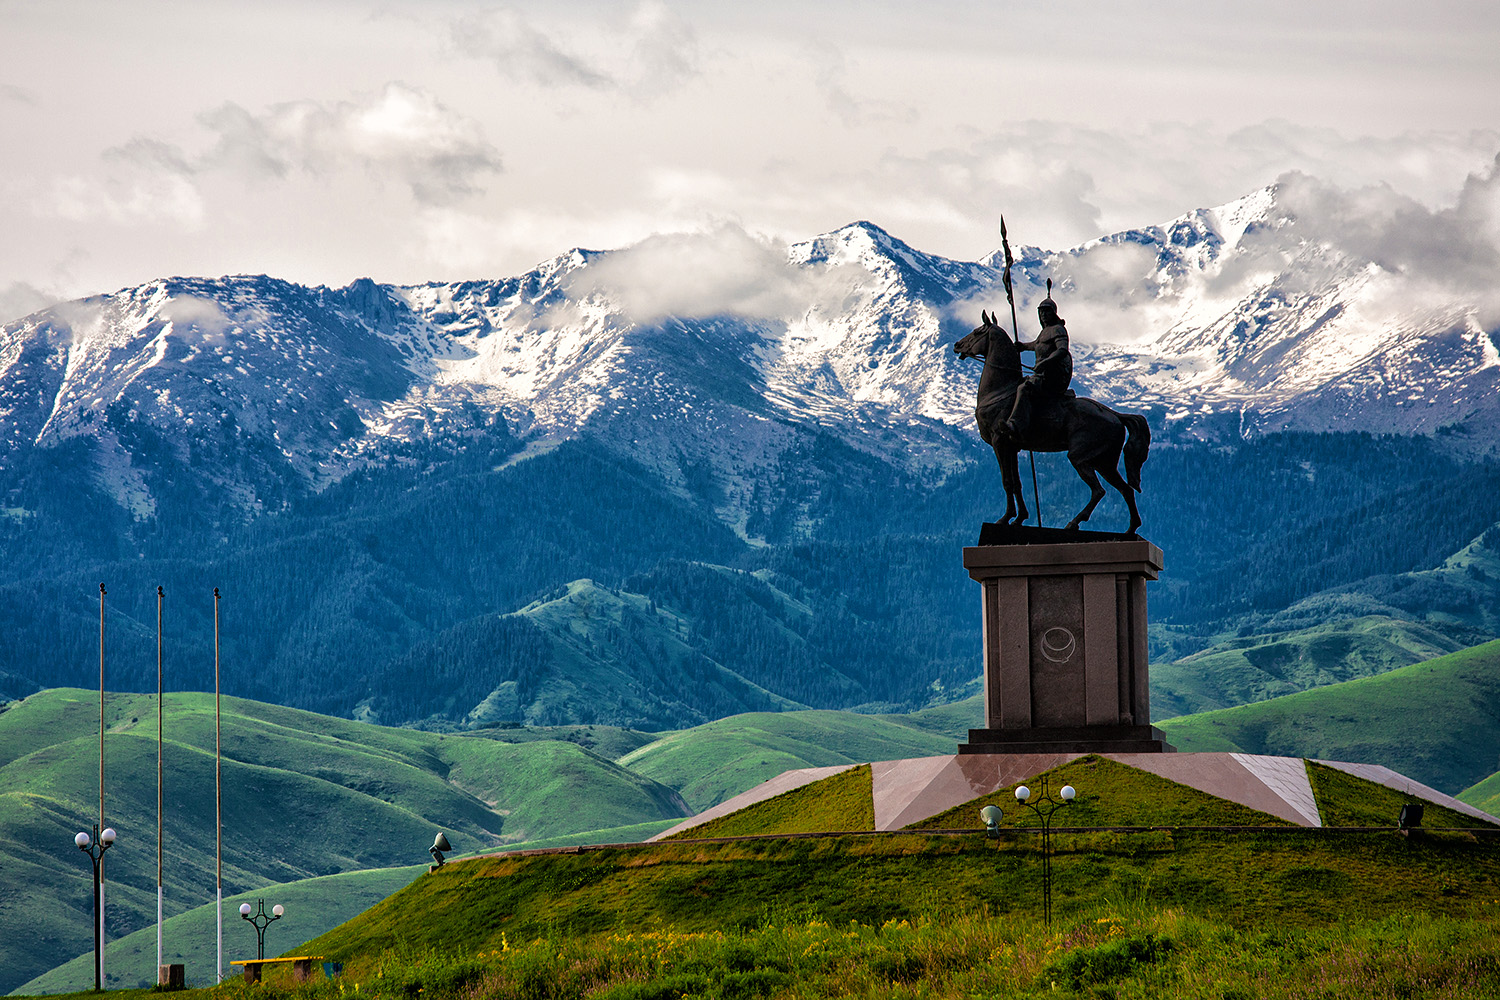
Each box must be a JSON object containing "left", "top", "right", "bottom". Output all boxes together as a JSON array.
[
  {"left": 239, "top": 899, "right": 285, "bottom": 961},
  {"left": 74, "top": 826, "right": 118, "bottom": 992},
  {"left": 979, "top": 780, "right": 1077, "bottom": 925}
]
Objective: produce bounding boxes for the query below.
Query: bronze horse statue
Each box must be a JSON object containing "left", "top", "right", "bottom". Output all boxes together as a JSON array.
[{"left": 954, "top": 310, "right": 1150, "bottom": 534}]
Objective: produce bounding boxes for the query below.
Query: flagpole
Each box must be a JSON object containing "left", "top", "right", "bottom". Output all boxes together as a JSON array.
[
  {"left": 157, "top": 585, "right": 164, "bottom": 977},
  {"left": 214, "top": 587, "right": 222, "bottom": 984},
  {"left": 97, "top": 582, "right": 107, "bottom": 988}
]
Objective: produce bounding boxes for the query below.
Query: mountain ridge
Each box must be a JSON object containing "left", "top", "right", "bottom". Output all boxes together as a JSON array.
[{"left": 4, "top": 186, "right": 1496, "bottom": 534}]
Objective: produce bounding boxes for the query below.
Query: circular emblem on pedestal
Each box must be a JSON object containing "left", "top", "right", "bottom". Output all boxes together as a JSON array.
[{"left": 1039, "top": 626, "right": 1077, "bottom": 663}]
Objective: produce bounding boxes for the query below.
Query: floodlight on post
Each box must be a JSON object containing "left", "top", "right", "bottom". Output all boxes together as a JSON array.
[
  {"left": 980, "top": 804, "right": 1004, "bottom": 840},
  {"left": 75, "top": 824, "right": 118, "bottom": 991},
  {"left": 1011, "top": 777, "right": 1076, "bottom": 926},
  {"left": 239, "top": 899, "right": 283, "bottom": 961},
  {"left": 430, "top": 832, "right": 453, "bottom": 869}
]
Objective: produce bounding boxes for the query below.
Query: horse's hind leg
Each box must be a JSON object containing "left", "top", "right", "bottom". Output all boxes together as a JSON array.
[
  {"left": 1099, "top": 465, "right": 1143, "bottom": 535},
  {"left": 1065, "top": 459, "right": 1107, "bottom": 531}
]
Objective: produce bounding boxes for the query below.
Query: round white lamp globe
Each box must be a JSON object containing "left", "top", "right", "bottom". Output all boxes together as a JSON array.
[
  {"left": 1060, "top": 785, "right": 1076, "bottom": 801},
  {"left": 272, "top": 905, "right": 284, "bottom": 917},
  {"left": 75, "top": 831, "right": 91, "bottom": 848},
  {"left": 240, "top": 904, "right": 253, "bottom": 916},
  {"left": 1014, "top": 785, "right": 1031, "bottom": 803}
]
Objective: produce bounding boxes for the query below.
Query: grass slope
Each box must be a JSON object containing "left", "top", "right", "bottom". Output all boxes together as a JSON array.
[
  {"left": 31, "top": 912, "right": 1500, "bottom": 1000},
  {"left": 13, "top": 865, "right": 424, "bottom": 994},
  {"left": 618, "top": 711, "right": 956, "bottom": 813},
  {"left": 1151, "top": 615, "right": 1479, "bottom": 720},
  {"left": 664, "top": 765, "right": 875, "bottom": 839},
  {"left": 1459, "top": 770, "right": 1500, "bottom": 817},
  {"left": 0, "top": 689, "right": 687, "bottom": 994},
  {"left": 1306, "top": 762, "right": 1484, "bottom": 828},
  {"left": 300, "top": 828, "right": 1500, "bottom": 974},
  {"left": 907, "top": 755, "right": 1294, "bottom": 830}
]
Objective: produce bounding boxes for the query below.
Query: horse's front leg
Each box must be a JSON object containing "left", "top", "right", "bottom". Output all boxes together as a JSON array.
[{"left": 999, "top": 445, "right": 1028, "bottom": 525}]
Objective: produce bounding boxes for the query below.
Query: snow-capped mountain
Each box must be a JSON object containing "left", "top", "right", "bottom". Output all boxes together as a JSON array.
[{"left": 2, "top": 186, "right": 1496, "bottom": 531}]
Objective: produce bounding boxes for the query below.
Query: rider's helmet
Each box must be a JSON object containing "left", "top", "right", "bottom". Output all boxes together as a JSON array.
[{"left": 1037, "top": 278, "right": 1060, "bottom": 325}]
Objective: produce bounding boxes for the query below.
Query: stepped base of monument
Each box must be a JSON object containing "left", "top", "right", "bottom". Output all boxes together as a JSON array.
[{"left": 959, "top": 725, "right": 1176, "bottom": 755}]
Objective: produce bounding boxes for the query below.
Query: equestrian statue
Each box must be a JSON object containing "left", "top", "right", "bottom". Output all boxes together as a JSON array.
[{"left": 953, "top": 285, "right": 1150, "bottom": 535}]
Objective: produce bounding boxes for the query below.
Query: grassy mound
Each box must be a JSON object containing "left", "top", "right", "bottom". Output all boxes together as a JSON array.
[
  {"left": 299, "top": 824, "right": 1500, "bottom": 972},
  {"left": 906, "top": 755, "right": 1294, "bottom": 830},
  {"left": 663, "top": 764, "right": 874, "bottom": 839}
]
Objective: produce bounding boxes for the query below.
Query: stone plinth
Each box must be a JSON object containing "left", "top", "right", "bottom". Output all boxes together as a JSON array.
[{"left": 960, "top": 528, "right": 1173, "bottom": 754}]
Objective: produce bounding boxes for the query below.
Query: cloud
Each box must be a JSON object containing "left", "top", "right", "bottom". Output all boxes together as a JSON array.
[
  {"left": 451, "top": 2, "right": 699, "bottom": 98},
  {"left": 1016, "top": 154, "right": 1500, "bottom": 347},
  {"left": 36, "top": 83, "right": 499, "bottom": 231},
  {"left": 803, "top": 39, "right": 917, "bottom": 128},
  {"left": 161, "top": 295, "right": 234, "bottom": 344},
  {"left": 1272, "top": 162, "right": 1500, "bottom": 288},
  {"left": 0, "top": 83, "right": 37, "bottom": 106},
  {"left": 47, "top": 137, "right": 205, "bottom": 226},
  {"left": 0, "top": 281, "right": 58, "bottom": 326},
  {"left": 820, "top": 122, "right": 1500, "bottom": 261},
  {"left": 451, "top": 8, "right": 611, "bottom": 89},
  {"left": 1264, "top": 156, "right": 1500, "bottom": 328},
  {"left": 196, "top": 83, "right": 502, "bottom": 204},
  {"left": 565, "top": 224, "right": 830, "bottom": 324}
]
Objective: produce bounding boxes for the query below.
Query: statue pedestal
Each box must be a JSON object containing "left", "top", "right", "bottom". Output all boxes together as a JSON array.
[{"left": 960, "top": 527, "right": 1174, "bottom": 754}]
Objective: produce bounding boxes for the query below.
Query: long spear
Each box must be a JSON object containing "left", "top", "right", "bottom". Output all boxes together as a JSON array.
[{"left": 1000, "top": 216, "right": 1043, "bottom": 526}]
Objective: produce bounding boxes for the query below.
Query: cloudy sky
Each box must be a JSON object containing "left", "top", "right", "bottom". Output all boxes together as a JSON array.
[{"left": 2, "top": 0, "right": 1498, "bottom": 322}]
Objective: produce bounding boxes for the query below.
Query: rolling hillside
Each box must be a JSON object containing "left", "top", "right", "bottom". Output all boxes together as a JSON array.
[
  {"left": 1150, "top": 614, "right": 1480, "bottom": 719},
  {"left": 0, "top": 689, "right": 689, "bottom": 994},
  {"left": 619, "top": 711, "right": 959, "bottom": 812},
  {"left": 13, "top": 865, "right": 425, "bottom": 994},
  {"left": 1159, "top": 640, "right": 1500, "bottom": 793}
]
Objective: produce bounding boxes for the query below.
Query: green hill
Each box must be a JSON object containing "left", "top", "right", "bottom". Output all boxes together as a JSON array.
[
  {"left": 1458, "top": 770, "right": 1500, "bottom": 817},
  {"left": 0, "top": 689, "right": 688, "bottom": 995},
  {"left": 1159, "top": 640, "right": 1500, "bottom": 794},
  {"left": 362, "top": 579, "right": 808, "bottom": 731},
  {"left": 1150, "top": 615, "right": 1478, "bottom": 720},
  {"left": 618, "top": 710, "right": 957, "bottom": 812}
]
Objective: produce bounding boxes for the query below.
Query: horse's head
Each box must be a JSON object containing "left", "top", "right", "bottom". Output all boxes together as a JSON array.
[{"left": 954, "top": 309, "right": 1002, "bottom": 360}]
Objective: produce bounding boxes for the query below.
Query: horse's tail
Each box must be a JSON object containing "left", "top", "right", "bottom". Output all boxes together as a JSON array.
[{"left": 1121, "top": 412, "right": 1151, "bottom": 492}]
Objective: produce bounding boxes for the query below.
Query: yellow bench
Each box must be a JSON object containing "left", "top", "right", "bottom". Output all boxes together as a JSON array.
[{"left": 229, "top": 956, "right": 326, "bottom": 983}]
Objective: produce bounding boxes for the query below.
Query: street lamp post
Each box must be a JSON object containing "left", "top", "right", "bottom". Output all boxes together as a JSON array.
[
  {"left": 74, "top": 826, "right": 117, "bottom": 991},
  {"left": 1010, "top": 777, "right": 1076, "bottom": 926},
  {"left": 239, "top": 900, "right": 284, "bottom": 960}
]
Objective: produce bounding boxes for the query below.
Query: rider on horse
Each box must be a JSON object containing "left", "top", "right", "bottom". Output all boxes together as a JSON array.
[{"left": 1006, "top": 279, "right": 1074, "bottom": 442}]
